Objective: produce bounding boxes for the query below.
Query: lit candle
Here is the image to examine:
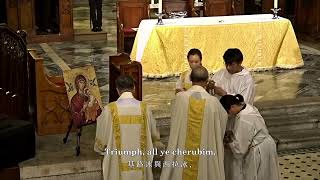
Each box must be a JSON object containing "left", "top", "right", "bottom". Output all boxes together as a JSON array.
[
  {"left": 158, "top": 0, "right": 162, "bottom": 14},
  {"left": 274, "top": 0, "right": 278, "bottom": 8}
]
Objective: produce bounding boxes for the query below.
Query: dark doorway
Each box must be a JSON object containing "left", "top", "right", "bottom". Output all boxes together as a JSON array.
[
  {"left": 284, "top": 0, "right": 296, "bottom": 22},
  {"left": 0, "top": 0, "right": 7, "bottom": 24},
  {"left": 35, "top": 0, "right": 60, "bottom": 34},
  {"left": 245, "top": 0, "right": 262, "bottom": 14}
]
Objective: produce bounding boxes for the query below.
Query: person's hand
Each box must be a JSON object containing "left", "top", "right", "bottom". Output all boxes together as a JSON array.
[
  {"left": 154, "top": 141, "right": 166, "bottom": 151},
  {"left": 206, "top": 80, "right": 215, "bottom": 90},
  {"left": 224, "top": 130, "right": 234, "bottom": 144},
  {"left": 224, "top": 142, "right": 230, "bottom": 149},
  {"left": 213, "top": 86, "right": 227, "bottom": 96},
  {"left": 223, "top": 137, "right": 230, "bottom": 145}
]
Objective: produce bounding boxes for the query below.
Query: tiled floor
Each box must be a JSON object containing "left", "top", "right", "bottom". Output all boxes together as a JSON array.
[
  {"left": 73, "top": 1, "right": 116, "bottom": 37},
  {"left": 279, "top": 149, "right": 320, "bottom": 180}
]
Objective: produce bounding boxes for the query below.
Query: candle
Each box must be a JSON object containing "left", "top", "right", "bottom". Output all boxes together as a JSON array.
[
  {"left": 274, "top": 0, "right": 278, "bottom": 8},
  {"left": 158, "top": 0, "right": 162, "bottom": 14}
]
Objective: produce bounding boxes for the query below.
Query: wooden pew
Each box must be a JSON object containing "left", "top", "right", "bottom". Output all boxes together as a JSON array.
[
  {"left": 295, "top": 0, "right": 320, "bottom": 37},
  {"left": 0, "top": 23, "right": 35, "bottom": 172},
  {"left": 117, "top": 1, "right": 149, "bottom": 53},
  {"left": 0, "top": 25, "right": 29, "bottom": 118},
  {"left": 109, "top": 53, "right": 142, "bottom": 102},
  {"left": 28, "top": 49, "right": 72, "bottom": 135}
]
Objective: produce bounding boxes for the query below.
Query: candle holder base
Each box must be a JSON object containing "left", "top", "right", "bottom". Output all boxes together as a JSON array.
[
  {"left": 155, "top": 13, "right": 165, "bottom": 25},
  {"left": 271, "top": 8, "right": 281, "bottom": 19}
]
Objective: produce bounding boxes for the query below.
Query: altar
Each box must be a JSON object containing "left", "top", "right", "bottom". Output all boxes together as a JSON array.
[{"left": 130, "top": 14, "right": 303, "bottom": 77}]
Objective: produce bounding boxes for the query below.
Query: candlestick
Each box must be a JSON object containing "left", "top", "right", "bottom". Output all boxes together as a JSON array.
[
  {"left": 274, "top": 0, "right": 278, "bottom": 8},
  {"left": 158, "top": 0, "right": 162, "bottom": 14},
  {"left": 155, "top": 13, "right": 165, "bottom": 25},
  {"left": 271, "top": 8, "right": 281, "bottom": 19}
]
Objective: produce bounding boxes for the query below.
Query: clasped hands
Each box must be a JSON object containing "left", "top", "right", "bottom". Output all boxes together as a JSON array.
[{"left": 223, "top": 130, "right": 234, "bottom": 148}]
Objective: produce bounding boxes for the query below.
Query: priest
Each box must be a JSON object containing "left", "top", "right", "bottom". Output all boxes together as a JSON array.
[
  {"left": 94, "top": 75, "right": 162, "bottom": 180},
  {"left": 160, "top": 66, "right": 228, "bottom": 180}
]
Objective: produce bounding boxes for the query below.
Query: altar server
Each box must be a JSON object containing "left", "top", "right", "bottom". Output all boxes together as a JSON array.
[
  {"left": 211, "top": 48, "right": 255, "bottom": 105},
  {"left": 176, "top": 48, "right": 203, "bottom": 93},
  {"left": 220, "top": 94, "right": 280, "bottom": 180}
]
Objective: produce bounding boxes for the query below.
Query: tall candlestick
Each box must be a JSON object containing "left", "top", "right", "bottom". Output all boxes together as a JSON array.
[
  {"left": 274, "top": 0, "right": 278, "bottom": 8},
  {"left": 158, "top": 0, "right": 162, "bottom": 14}
]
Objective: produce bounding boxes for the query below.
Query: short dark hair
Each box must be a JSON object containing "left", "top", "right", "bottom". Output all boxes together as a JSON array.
[
  {"left": 220, "top": 94, "right": 244, "bottom": 111},
  {"left": 190, "top": 66, "right": 208, "bottom": 82},
  {"left": 115, "top": 75, "right": 134, "bottom": 91},
  {"left": 187, "top": 48, "right": 202, "bottom": 61},
  {"left": 223, "top": 48, "right": 243, "bottom": 65}
]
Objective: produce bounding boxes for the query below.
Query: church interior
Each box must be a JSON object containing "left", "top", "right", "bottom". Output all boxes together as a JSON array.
[{"left": 1, "top": 0, "right": 320, "bottom": 179}]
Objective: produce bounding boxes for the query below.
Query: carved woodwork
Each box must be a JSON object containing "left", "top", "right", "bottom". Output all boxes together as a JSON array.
[
  {"left": 204, "top": 0, "right": 244, "bottom": 16},
  {"left": 204, "top": 0, "right": 232, "bottom": 16},
  {"left": 0, "top": 166, "right": 20, "bottom": 180},
  {"left": 109, "top": 53, "right": 142, "bottom": 102},
  {"left": 117, "top": 1, "right": 149, "bottom": 53},
  {"left": 28, "top": 49, "right": 73, "bottom": 135},
  {"left": 295, "top": 0, "right": 320, "bottom": 37},
  {"left": 0, "top": 23, "right": 30, "bottom": 119},
  {"left": 232, "top": 0, "right": 244, "bottom": 15},
  {"left": 0, "top": 24, "right": 35, "bottom": 168},
  {"left": 5, "top": 0, "right": 73, "bottom": 43},
  {"left": 163, "top": 0, "right": 192, "bottom": 16},
  {"left": 6, "top": 0, "right": 19, "bottom": 30}
]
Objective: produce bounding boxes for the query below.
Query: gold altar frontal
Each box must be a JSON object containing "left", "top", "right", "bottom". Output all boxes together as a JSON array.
[{"left": 131, "top": 16, "right": 304, "bottom": 77}]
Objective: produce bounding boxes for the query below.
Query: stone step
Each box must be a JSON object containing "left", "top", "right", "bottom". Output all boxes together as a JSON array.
[
  {"left": 157, "top": 119, "right": 320, "bottom": 153},
  {"left": 273, "top": 128, "right": 320, "bottom": 152},
  {"left": 74, "top": 30, "right": 108, "bottom": 41},
  {"left": 266, "top": 112, "right": 320, "bottom": 132},
  {"left": 156, "top": 113, "right": 320, "bottom": 138},
  {"left": 153, "top": 98, "right": 320, "bottom": 123},
  {"left": 256, "top": 97, "right": 320, "bottom": 117}
]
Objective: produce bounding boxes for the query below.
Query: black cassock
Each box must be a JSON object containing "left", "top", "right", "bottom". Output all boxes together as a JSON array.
[
  {"left": 89, "top": 0, "right": 102, "bottom": 32},
  {"left": 35, "top": 0, "right": 59, "bottom": 34}
]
